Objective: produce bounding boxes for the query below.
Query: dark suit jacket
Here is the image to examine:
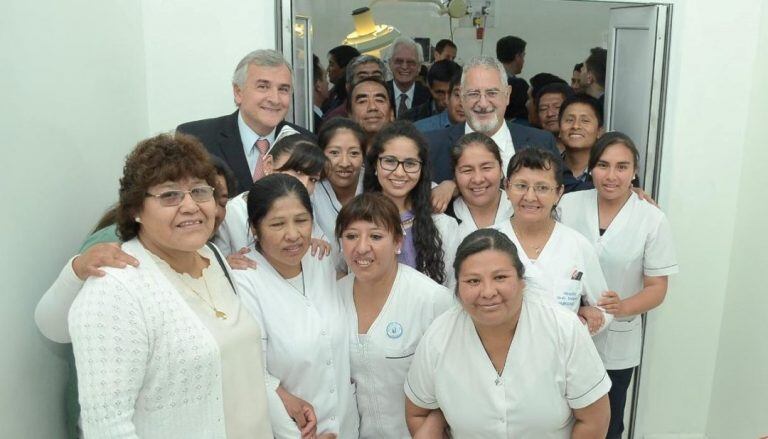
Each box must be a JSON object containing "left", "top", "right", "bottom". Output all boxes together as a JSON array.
[
  {"left": 505, "top": 76, "right": 530, "bottom": 120},
  {"left": 177, "top": 110, "right": 312, "bottom": 194},
  {"left": 399, "top": 99, "right": 438, "bottom": 122},
  {"left": 423, "top": 121, "right": 560, "bottom": 183},
  {"left": 386, "top": 80, "right": 431, "bottom": 118}
]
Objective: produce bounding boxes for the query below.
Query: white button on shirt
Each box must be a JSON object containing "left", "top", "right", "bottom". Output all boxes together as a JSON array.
[{"left": 405, "top": 293, "right": 611, "bottom": 439}]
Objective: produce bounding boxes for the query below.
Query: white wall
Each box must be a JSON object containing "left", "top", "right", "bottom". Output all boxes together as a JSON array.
[
  {"left": 704, "top": 2, "right": 768, "bottom": 438},
  {"left": 0, "top": 1, "right": 148, "bottom": 436},
  {"left": 298, "top": 0, "right": 622, "bottom": 82},
  {"left": 635, "top": 0, "right": 768, "bottom": 437},
  {"left": 0, "top": 1, "right": 275, "bottom": 436}
]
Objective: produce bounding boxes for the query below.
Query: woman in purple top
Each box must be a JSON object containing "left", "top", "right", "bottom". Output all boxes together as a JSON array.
[{"left": 363, "top": 121, "right": 459, "bottom": 287}]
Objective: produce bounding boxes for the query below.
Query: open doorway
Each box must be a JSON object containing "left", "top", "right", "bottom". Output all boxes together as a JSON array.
[{"left": 279, "top": 1, "right": 673, "bottom": 437}]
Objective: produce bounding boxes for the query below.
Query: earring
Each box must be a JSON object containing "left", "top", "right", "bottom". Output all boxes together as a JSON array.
[
  {"left": 395, "top": 248, "right": 401, "bottom": 255},
  {"left": 135, "top": 217, "right": 141, "bottom": 223}
]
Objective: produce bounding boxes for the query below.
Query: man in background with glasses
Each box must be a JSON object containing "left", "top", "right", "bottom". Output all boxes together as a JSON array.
[
  {"left": 385, "top": 37, "right": 431, "bottom": 118},
  {"left": 424, "top": 56, "right": 559, "bottom": 212}
]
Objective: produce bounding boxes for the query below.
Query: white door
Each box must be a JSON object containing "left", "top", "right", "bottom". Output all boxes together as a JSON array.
[{"left": 605, "top": 4, "right": 670, "bottom": 193}]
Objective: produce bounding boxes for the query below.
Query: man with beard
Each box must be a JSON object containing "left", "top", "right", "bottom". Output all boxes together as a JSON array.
[{"left": 424, "top": 56, "right": 559, "bottom": 211}]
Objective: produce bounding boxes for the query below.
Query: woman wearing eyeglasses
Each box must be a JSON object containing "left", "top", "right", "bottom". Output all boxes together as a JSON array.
[
  {"left": 363, "top": 121, "right": 459, "bottom": 287},
  {"left": 558, "top": 132, "right": 678, "bottom": 439},
  {"left": 449, "top": 132, "right": 513, "bottom": 242},
  {"left": 68, "top": 134, "right": 272, "bottom": 438},
  {"left": 495, "top": 147, "right": 612, "bottom": 334},
  {"left": 215, "top": 133, "right": 330, "bottom": 262},
  {"left": 233, "top": 174, "right": 358, "bottom": 439}
]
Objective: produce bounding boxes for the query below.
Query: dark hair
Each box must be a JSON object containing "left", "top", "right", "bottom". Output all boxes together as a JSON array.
[
  {"left": 435, "top": 39, "right": 457, "bottom": 53},
  {"left": 318, "top": 118, "right": 367, "bottom": 152},
  {"left": 585, "top": 47, "right": 607, "bottom": 87},
  {"left": 345, "top": 55, "right": 387, "bottom": 86},
  {"left": 558, "top": 93, "right": 604, "bottom": 127},
  {"left": 363, "top": 121, "right": 446, "bottom": 283},
  {"left": 588, "top": 131, "right": 640, "bottom": 171},
  {"left": 496, "top": 36, "right": 527, "bottom": 63},
  {"left": 267, "top": 134, "right": 327, "bottom": 178},
  {"left": 451, "top": 132, "right": 503, "bottom": 170},
  {"left": 427, "top": 60, "right": 462, "bottom": 87},
  {"left": 328, "top": 45, "right": 361, "bottom": 70},
  {"left": 530, "top": 73, "right": 567, "bottom": 94},
  {"left": 506, "top": 147, "right": 563, "bottom": 187},
  {"left": 534, "top": 82, "right": 574, "bottom": 109},
  {"left": 328, "top": 45, "right": 362, "bottom": 102},
  {"left": 246, "top": 173, "right": 313, "bottom": 241},
  {"left": 346, "top": 76, "right": 393, "bottom": 111},
  {"left": 573, "top": 62, "right": 583, "bottom": 72},
  {"left": 453, "top": 228, "right": 525, "bottom": 287},
  {"left": 116, "top": 133, "right": 217, "bottom": 241},
  {"left": 312, "top": 54, "right": 324, "bottom": 85},
  {"left": 210, "top": 155, "right": 236, "bottom": 199},
  {"left": 335, "top": 193, "right": 403, "bottom": 241},
  {"left": 448, "top": 71, "right": 462, "bottom": 94}
]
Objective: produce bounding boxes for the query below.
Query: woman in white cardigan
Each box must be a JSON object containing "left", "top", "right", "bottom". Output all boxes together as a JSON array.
[{"left": 68, "top": 133, "right": 272, "bottom": 439}]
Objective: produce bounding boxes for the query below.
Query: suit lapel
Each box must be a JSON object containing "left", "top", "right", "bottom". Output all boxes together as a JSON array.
[{"left": 219, "top": 111, "right": 252, "bottom": 193}]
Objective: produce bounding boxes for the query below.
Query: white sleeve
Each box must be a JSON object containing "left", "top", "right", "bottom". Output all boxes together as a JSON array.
[
  {"left": 34, "top": 256, "right": 84, "bottom": 343},
  {"left": 435, "top": 215, "right": 459, "bottom": 289},
  {"left": 404, "top": 327, "right": 440, "bottom": 410},
  {"left": 69, "top": 275, "right": 146, "bottom": 438},
  {"left": 213, "top": 216, "right": 235, "bottom": 257},
  {"left": 580, "top": 243, "right": 613, "bottom": 333},
  {"left": 563, "top": 314, "right": 612, "bottom": 410},
  {"left": 644, "top": 214, "right": 679, "bottom": 277},
  {"left": 431, "top": 285, "right": 456, "bottom": 319}
]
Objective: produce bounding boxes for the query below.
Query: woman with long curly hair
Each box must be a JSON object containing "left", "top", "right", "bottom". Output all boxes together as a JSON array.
[{"left": 363, "top": 121, "right": 458, "bottom": 286}]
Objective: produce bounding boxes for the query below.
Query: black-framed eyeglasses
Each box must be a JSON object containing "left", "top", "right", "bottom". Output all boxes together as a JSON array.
[
  {"left": 378, "top": 155, "right": 422, "bottom": 174},
  {"left": 145, "top": 185, "right": 215, "bottom": 206}
]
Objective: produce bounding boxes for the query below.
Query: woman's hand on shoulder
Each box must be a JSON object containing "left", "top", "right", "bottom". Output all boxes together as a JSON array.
[
  {"left": 276, "top": 386, "right": 317, "bottom": 438},
  {"left": 310, "top": 238, "right": 331, "bottom": 260},
  {"left": 226, "top": 247, "right": 258, "bottom": 270},
  {"left": 577, "top": 305, "right": 605, "bottom": 335},
  {"left": 71, "top": 243, "right": 139, "bottom": 281},
  {"left": 430, "top": 181, "right": 457, "bottom": 214}
]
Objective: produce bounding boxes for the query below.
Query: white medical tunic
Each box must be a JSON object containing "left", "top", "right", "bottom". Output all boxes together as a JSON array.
[
  {"left": 311, "top": 175, "right": 364, "bottom": 242},
  {"left": 558, "top": 189, "right": 679, "bottom": 369},
  {"left": 496, "top": 220, "right": 611, "bottom": 331},
  {"left": 405, "top": 292, "right": 611, "bottom": 439},
  {"left": 234, "top": 250, "right": 359, "bottom": 438},
  {"left": 338, "top": 264, "right": 454, "bottom": 439},
  {"left": 215, "top": 193, "right": 326, "bottom": 257},
  {"left": 452, "top": 192, "right": 513, "bottom": 243}
]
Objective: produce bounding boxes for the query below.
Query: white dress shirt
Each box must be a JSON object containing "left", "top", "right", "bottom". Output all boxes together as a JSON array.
[{"left": 238, "top": 112, "right": 276, "bottom": 174}]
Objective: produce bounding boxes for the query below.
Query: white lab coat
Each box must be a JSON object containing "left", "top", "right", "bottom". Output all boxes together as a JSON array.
[
  {"left": 338, "top": 264, "right": 454, "bottom": 438},
  {"left": 433, "top": 213, "right": 460, "bottom": 289},
  {"left": 215, "top": 193, "right": 326, "bottom": 257},
  {"left": 558, "top": 189, "right": 678, "bottom": 369},
  {"left": 405, "top": 292, "right": 611, "bottom": 439},
  {"left": 496, "top": 219, "right": 612, "bottom": 333},
  {"left": 234, "top": 250, "right": 359, "bottom": 438},
  {"left": 452, "top": 191, "right": 513, "bottom": 243},
  {"left": 311, "top": 175, "right": 364, "bottom": 242}
]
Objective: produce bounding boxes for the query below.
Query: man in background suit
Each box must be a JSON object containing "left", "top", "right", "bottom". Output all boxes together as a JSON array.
[
  {"left": 580, "top": 47, "right": 608, "bottom": 111},
  {"left": 385, "top": 37, "right": 430, "bottom": 118},
  {"left": 177, "top": 49, "right": 310, "bottom": 194},
  {"left": 425, "top": 56, "right": 560, "bottom": 211},
  {"left": 497, "top": 35, "right": 530, "bottom": 122},
  {"left": 400, "top": 60, "right": 461, "bottom": 123}
]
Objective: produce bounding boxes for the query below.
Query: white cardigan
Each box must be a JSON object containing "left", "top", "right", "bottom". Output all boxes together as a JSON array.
[{"left": 68, "top": 239, "right": 229, "bottom": 439}]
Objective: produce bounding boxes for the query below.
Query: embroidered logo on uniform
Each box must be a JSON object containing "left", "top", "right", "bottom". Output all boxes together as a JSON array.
[{"left": 386, "top": 322, "right": 403, "bottom": 339}]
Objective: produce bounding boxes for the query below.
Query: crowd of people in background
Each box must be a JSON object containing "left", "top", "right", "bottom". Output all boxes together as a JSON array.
[{"left": 34, "top": 33, "right": 677, "bottom": 439}]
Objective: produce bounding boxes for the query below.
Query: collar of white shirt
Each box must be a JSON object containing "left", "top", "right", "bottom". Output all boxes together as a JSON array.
[
  {"left": 313, "top": 105, "right": 323, "bottom": 118},
  {"left": 393, "top": 82, "right": 416, "bottom": 107},
  {"left": 238, "top": 111, "right": 276, "bottom": 155},
  {"left": 465, "top": 121, "right": 514, "bottom": 154}
]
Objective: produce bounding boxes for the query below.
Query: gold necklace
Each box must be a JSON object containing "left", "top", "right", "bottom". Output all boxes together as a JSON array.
[{"left": 181, "top": 273, "right": 228, "bottom": 320}]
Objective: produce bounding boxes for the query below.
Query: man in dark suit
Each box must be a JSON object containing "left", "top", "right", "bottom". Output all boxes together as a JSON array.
[
  {"left": 579, "top": 47, "right": 607, "bottom": 112},
  {"left": 425, "top": 56, "right": 560, "bottom": 212},
  {"left": 385, "top": 37, "right": 431, "bottom": 118},
  {"left": 177, "top": 49, "right": 311, "bottom": 194}
]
